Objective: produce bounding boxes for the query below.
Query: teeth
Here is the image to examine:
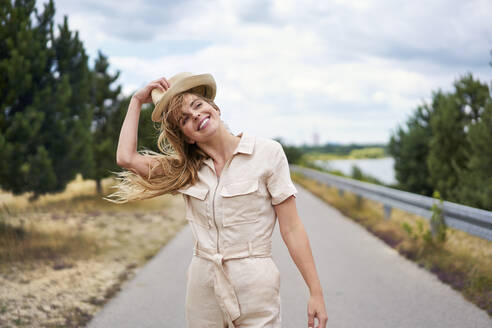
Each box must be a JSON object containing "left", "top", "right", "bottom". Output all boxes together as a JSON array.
[{"left": 199, "top": 117, "right": 209, "bottom": 130}]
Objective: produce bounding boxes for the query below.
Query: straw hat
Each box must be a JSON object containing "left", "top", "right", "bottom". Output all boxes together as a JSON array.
[{"left": 151, "top": 72, "right": 216, "bottom": 122}]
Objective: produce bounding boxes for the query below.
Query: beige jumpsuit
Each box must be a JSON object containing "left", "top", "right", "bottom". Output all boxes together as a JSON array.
[{"left": 178, "top": 132, "right": 298, "bottom": 328}]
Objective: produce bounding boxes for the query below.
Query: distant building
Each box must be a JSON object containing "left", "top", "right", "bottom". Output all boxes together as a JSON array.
[{"left": 313, "top": 132, "right": 320, "bottom": 146}]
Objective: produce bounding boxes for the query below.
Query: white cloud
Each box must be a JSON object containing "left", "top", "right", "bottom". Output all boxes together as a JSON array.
[{"left": 37, "top": 0, "right": 492, "bottom": 145}]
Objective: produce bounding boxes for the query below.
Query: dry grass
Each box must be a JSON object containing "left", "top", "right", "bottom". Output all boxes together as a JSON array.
[
  {"left": 1, "top": 174, "right": 173, "bottom": 214},
  {"left": 0, "top": 174, "right": 187, "bottom": 327},
  {"left": 0, "top": 218, "right": 100, "bottom": 263},
  {"left": 292, "top": 171, "right": 492, "bottom": 317},
  {"left": 0, "top": 174, "right": 109, "bottom": 210},
  {"left": 0, "top": 174, "right": 180, "bottom": 264}
]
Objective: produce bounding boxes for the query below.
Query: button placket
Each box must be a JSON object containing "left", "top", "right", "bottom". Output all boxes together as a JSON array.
[{"left": 212, "top": 155, "right": 235, "bottom": 253}]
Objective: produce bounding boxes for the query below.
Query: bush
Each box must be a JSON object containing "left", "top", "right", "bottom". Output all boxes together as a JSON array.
[{"left": 430, "top": 190, "right": 447, "bottom": 244}]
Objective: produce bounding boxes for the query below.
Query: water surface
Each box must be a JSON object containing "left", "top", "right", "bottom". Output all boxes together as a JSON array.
[{"left": 314, "top": 157, "right": 396, "bottom": 185}]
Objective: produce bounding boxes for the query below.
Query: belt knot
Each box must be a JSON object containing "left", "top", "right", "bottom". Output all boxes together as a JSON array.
[{"left": 211, "top": 253, "right": 224, "bottom": 267}]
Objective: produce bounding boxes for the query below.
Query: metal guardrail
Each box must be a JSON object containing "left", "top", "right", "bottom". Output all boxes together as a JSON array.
[{"left": 290, "top": 165, "right": 492, "bottom": 242}]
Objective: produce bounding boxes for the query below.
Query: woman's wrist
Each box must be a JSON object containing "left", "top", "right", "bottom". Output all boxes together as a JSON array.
[
  {"left": 131, "top": 95, "right": 142, "bottom": 106},
  {"left": 310, "top": 288, "right": 324, "bottom": 298}
]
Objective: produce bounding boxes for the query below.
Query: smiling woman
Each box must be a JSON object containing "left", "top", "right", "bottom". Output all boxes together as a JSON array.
[
  {"left": 104, "top": 72, "right": 328, "bottom": 328},
  {"left": 104, "top": 73, "right": 229, "bottom": 203}
]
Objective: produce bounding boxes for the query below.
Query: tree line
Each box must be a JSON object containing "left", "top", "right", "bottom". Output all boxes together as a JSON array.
[
  {"left": 298, "top": 142, "right": 388, "bottom": 157},
  {"left": 388, "top": 65, "right": 492, "bottom": 211},
  {"left": 0, "top": 0, "right": 159, "bottom": 200}
]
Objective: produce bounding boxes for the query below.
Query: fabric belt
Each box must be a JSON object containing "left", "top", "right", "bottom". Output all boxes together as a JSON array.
[{"left": 192, "top": 239, "right": 272, "bottom": 322}]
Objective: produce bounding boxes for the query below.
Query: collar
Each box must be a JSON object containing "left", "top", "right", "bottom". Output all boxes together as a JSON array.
[
  {"left": 232, "top": 131, "right": 255, "bottom": 155},
  {"left": 203, "top": 132, "right": 255, "bottom": 170}
]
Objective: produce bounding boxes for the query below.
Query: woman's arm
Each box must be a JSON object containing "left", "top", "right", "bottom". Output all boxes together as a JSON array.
[
  {"left": 116, "top": 96, "right": 143, "bottom": 165},
  {"left": 275, "top": 195, "right": 328, "bottom": 328},
  {"left": 115, "top": 96, "right": 161, "bottom": 178},
  {"left": 116, "top": 78, "right": 169, "bottom": 179}
]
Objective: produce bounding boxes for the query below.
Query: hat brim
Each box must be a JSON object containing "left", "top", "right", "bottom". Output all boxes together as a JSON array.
[{"left": 151, "top": 74, "right": 216, "bottom": 122}]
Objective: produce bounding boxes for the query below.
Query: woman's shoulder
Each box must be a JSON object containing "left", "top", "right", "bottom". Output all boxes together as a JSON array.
[{"left": 252, "top": 135, "right": 282, "bottom": 152}]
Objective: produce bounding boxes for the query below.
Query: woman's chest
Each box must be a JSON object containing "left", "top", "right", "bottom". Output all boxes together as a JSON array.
[{"left": 179, "top": 156, "right": 274, "bottom": 230}]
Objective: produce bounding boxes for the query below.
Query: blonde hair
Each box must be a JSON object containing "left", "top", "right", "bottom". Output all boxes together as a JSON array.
[{"left": 103, "top": 91, "right": 228, "bottom": 204}]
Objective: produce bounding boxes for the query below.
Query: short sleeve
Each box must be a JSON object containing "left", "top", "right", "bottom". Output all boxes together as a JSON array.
[{"left": 266, "top": 142, "right": 298, "bottom": 205}]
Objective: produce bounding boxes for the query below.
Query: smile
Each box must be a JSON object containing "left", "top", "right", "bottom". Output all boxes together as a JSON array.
[{"left": 198, "top": 116, "right": 210, "bottom": 131}]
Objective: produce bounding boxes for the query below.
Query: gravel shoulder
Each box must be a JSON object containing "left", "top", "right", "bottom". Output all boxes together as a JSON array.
[{"left": 0, "top": 193, "right": 187, "bottom": 327}]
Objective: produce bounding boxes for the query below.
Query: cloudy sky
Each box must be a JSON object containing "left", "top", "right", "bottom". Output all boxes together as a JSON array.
[{"left": 37, "top": 0, "right": 492, "bottom": 146}]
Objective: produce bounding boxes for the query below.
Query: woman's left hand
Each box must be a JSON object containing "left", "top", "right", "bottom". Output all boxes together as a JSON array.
[{"left": 307, "top": 294, "right": 328, "bottom": 328}]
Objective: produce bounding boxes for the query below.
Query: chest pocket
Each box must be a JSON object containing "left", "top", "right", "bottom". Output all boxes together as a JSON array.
[
  {"left": 179, "top": 185, "right": 211, "bottom": 229},
  {"left": 219, "top": 178, "right": 262, "bottom": 227}
]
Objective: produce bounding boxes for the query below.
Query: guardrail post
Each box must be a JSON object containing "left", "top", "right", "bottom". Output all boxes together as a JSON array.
[
  {"left": 356, "top": 194, "right": 363, "bottom": 209},
  {"left": 383, "top": 204, "right": 392, "bottom": 220}
]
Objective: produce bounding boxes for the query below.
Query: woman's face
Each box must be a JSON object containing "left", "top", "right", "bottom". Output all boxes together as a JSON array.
[{"left": 178, "top": 93, "right": 220, "bottom": 144}]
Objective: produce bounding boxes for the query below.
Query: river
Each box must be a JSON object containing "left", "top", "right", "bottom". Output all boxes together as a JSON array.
[{"left": 314, "top": 157, "right": 396, "bottom": 185}]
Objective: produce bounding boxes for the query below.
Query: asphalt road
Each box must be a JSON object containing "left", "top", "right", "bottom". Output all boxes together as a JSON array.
[{"left": 87, "top": 183, "right": 492, "bottom": 327}]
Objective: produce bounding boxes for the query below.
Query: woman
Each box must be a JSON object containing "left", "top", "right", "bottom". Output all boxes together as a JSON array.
[{"left": 105, "top": 72, "right": 328, "bottom": 328}]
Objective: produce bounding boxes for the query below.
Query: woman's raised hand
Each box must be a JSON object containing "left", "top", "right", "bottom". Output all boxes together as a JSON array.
[{"left": 133, "top": 77, "right": 171, "bottom": 104}]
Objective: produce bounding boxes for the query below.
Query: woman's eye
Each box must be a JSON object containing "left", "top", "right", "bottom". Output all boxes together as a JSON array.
[
  {"left": 182, "top": 117, "right": 188, "bottom": 124},
  {"left": 196, "top": 102, "right": 202, "bottom": 108}
]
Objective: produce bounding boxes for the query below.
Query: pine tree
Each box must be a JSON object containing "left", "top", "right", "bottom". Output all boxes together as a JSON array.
[
  {"left": 48, "top": 15, "right": 94, "bottom": 188},
  {"left": 455, "top": 95, "right": 492, "bottom": 210},
  {"left": 88, "top": 50, "right": 122, "bottom": 194},
  {"left": 0, "top": 0, "right": 57, "bottom": 196},
  {"left": 0, "top": 0, "right": 93, "bottom": 200},
  {"left": 427, "top": 74, "right": 490, "bottom": 203},
  {"left": 426, "top": 91, "right": 466, "bottom": 201},
  {"left": 388, "top": 104, "right": 434, "bottom": 195}
]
